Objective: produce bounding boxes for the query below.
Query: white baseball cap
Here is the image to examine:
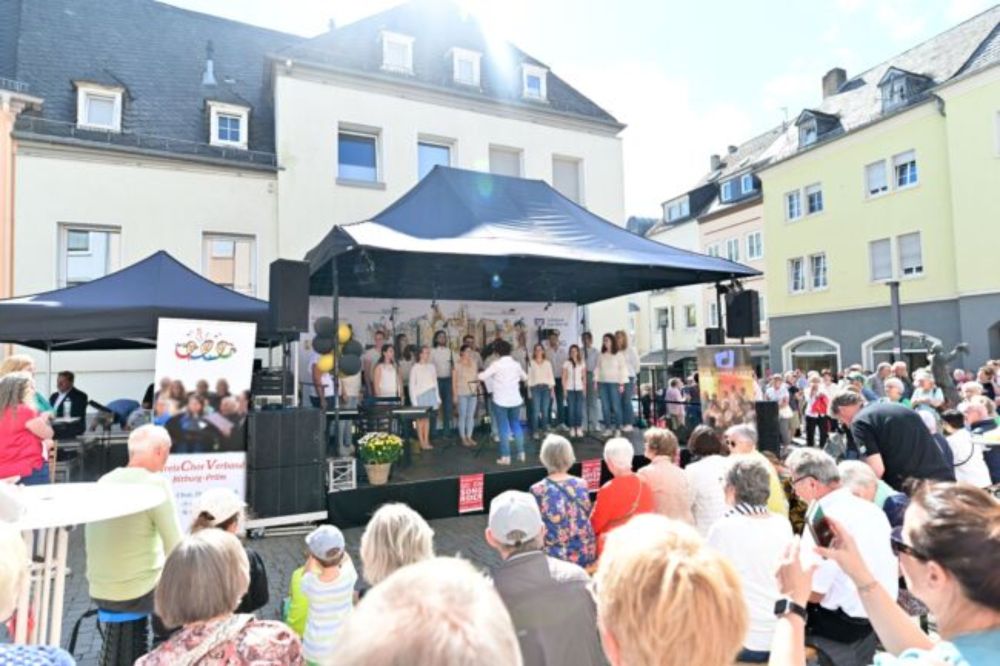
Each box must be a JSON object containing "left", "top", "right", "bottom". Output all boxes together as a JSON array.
[
  {"left": 306, "top": 524, "right": 346, "bottom": 559},
  {"left": 488, "top": 490, "right": 543, "bottom": 546},
  {"left": 195, "top": 488, "right": 245, "bottom": 526}
]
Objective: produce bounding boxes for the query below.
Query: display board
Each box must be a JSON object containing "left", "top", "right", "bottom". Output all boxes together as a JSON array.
[
  {"left": 155, "top": 318, "right": 257, "bottom": 395},
  {"left": 164, "top": 452, "right": 247, "bottom": 531},
  {"left": 696, "top": 345, "right": 757, "bottom": 431}
]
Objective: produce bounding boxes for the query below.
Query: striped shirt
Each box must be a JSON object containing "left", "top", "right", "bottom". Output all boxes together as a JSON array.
[{"left": 301, "top": 560, "right": 357, "bottom": 663}]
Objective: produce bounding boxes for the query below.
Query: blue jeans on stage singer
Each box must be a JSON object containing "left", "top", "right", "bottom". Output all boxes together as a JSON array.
[
  {"left": 621, "top": 377, "right": 636, "bottom": 427},
  {"left": 436, "top": 378, "right": 453, "bottom": 434},
  {"left": 457, "top": 394, "right": 477, "bottom": 440},
  {"left": 494, "top": 403, "right": 524, "bottom": 459},
  {"left": 598, "top": 382, "right": 621, "bottom": 429},
  {"left": 530, "top": 385, "right": 551, "bottom": 435},
  {"left": 566, "top": 390, "right": 584, "bottom": 429}
]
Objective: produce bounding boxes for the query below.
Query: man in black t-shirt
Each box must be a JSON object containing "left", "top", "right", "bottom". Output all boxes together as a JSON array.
[{"left": 830, "top": 392, "right": 954, "bottom": 491}]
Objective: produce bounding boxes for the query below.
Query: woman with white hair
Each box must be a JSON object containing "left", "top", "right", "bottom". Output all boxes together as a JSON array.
[
  {"left": 529, "top": 435, "right": 596, "bottom": 567},
  {"left": 910, "top": 370, "right": 944, "bottom": 413},
  {"left": 0, "top": 371, "right": 54, "bottom": 485},
  {"left": 589, "top": 437, "right": 654, "bottom": 557},
  {"left": 359, "top": 502, "right": 435, "bottom": 587},
  {"left": 881, "top": 377, "right": 912, "bottom": 408}
]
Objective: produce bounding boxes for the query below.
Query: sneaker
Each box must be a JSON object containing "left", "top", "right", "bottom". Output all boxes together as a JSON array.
[
  {"left": 496, "top": 456, "right": 511, "bottom": 466},
  {"left": 623, "top": 425, "right": 634, "bottom": 433},
  {"left": 517, "top": 452, "right": 526, "bottom": 463}
]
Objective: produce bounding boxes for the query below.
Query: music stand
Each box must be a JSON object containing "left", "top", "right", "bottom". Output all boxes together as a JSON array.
[{"left": 467, "top": 380, "right": 495, "bottom": 459}]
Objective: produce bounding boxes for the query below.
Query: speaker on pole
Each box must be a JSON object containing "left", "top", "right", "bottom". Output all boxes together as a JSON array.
[
  {"left": 705, "top": 327, "right": 725, "bottom": 345},
  {"left": 269, "top": 260, "right": 310, "bottom": 334},
  {"left": 726, "top": 289, "right": 760, "bottom": 339}
]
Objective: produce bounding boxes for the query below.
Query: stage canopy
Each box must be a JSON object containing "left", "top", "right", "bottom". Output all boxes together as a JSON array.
[
  {"left": 0, "top": 251, "right": 273, "bottom": 350},
  {"left": 306, "top": 166, "right": 758, "bottom": 303}
]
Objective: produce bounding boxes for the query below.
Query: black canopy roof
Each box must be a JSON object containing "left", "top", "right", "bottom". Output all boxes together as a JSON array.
[
  {"left": 306, "top": 166, "right": 758, "bottom": 303},
  {"left": 0, "top": 251, "right": 273, "bottom": 350}
]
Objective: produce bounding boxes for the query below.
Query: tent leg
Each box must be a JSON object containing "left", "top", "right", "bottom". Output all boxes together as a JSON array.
[
  {"left": 46, "top": 342, "right": 52, "bottom": 396},
  {"left": 331, "top": 258, "right": 340, "bottom": 455}
]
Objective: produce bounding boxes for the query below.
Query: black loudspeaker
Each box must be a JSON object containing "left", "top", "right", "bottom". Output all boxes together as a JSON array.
[
  {"left": 754, "top": 401, "right": 781, "bottom": 455},
  {"left": 269, "top": 260, "right": 310, "bottom": 333},
  {"left": 705, "top": 327, "right": 725, "bottom": 345},
  {"left": 246, "top": 408, "right": 324, "bottom": 469},
  {"left": 726, "top": 290, "right": 761, "bottom": 339},
  {"left": 247, "top": 464, "right": 326, "bottom": 518}
]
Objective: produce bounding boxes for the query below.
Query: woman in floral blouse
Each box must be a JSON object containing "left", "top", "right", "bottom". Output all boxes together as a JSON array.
[{"left": 529, "top": 434, "right": 596, "bottom": 568}]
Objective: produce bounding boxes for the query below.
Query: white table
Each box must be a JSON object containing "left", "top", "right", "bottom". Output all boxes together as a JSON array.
[{"left": 10, "top": 482, "right": 167, "bottom": 647}]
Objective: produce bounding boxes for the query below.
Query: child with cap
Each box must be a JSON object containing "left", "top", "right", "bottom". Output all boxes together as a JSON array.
[{"left": 300, "top": 524, "right": 357, "bottom": 665}]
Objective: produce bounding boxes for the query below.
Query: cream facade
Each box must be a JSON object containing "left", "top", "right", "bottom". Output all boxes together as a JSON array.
[{"left": 644, "top": 219, "right": 703, "bottom": 374}]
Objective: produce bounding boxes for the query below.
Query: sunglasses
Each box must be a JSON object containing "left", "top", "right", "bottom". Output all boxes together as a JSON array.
[{"left": 890, "top": 526, "right": 928, "bottom": 561}]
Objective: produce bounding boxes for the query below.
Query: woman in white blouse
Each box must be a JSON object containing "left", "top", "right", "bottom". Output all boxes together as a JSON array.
[
  {"left": 562, "top": 344, "right": 587, "bottom": 438},
  {"left": 594, "top": 333, "right": 627, "bottom": 436},
  {"left": 373, "top": 344, "right": 402, "bottom": 400},
  {"left": 408, "top": 346, "right": 439, "bottom": 451},
  {"left": 528, "top": 344, "right": 555, "bottom": 440},
  {"left": 615, "top": 330, "right": 640, "bottom": 433}
]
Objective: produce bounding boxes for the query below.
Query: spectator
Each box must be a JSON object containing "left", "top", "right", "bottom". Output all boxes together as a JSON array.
[
  {"left": 765, "top": 374, "right": 793, "bottom": 448},
  {"left": 0, "top": 354, "right": 54, "bottom": 414},
  {"left": 593, "top": 514, "right": 747, "bottom": 666},
  {"left": 960, "top": 379, "right": 984, "bottom": 403},
  {"left": 707, "top": 456, "right": 793, "bottom": 663},
  {"left": 771, "top": 482, "right": 1000, "bottom": 666},
  {"left": 964, "top": 396, "right": 1000, "bottom": 483},
  {"left": 917, "top": 409, "right": 954, "bottom": 469},
  {"left": 336, "top": 557, "right": 522, "bottom": 665},
  {"left": 847, "top": 372, "right": 879, "bottom": 403},
  {"left": 0, "top": 523, "right": 75, "bottom": 664},
  {"left": 590, "top": 437, "right": 654, "bottom": 556},
  {"left": 637, "top": 428, "right": 693, "bottom": 524},
  {"left": 190, "top": 488, "right": 268, "bottom": 614},
  {"left": 941, "top": 409, "right": 991, "bottom": 488},
  {"left": 785, "top": 448, "right": 898, "bottom": 664},
  {"left": 831, "top": 392, "right": 954, "bottom": 490},
  {"left": 0, "top": 372, "right": 54, "bottom": 485},
  {"left": 881, "top": 377, "right": 912, "bottom": 408},
  {"left": 724, "top": 424, "right": 789, "bottom": 517},
  {"left": 891, "top": 361, "right": 912, "bottom": 399},
  {"left": 867, "top": 362, "right": 891, "bottom": 398},
  {"left": 803, "top": 374, "right": 830, "bottom": 448},
  {"left": 485, "top": 490, "right": 604, "bottom": 665},
  {"left": 300, "top": 525, "right": 357, "bottom": 663},
  {"left": 359, "top": 502, "right": 434, "bottom": 587},
  {"left": 49, "top": 370, "right": 88, "bottom": 439},
  {"left": 683, "top": 424, "right": 730, "bottom": 536},
  {"left": 838, "top": 459, "right": 909, "bottom": 528},
  {"left": 137, "top": 530, "right": 302, "bottom": 665},
  {"left": 910, "top": 370, "right": 945, "bottom": 413},
  {"left": 978, "top": 366, "right": 997, "bottom": 401},
  {"left": 665, "top": 377, "right": 686, "bottom": 430},
  {"left": 529, "top": 434, "right": 596, "bottom": 568}
]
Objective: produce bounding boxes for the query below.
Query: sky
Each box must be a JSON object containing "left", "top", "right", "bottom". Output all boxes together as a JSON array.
[{"left": 164, "top": 0, "right": 996, "bottom": 219}]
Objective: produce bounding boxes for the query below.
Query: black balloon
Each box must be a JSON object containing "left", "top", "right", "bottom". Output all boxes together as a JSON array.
[
  {"left": 342, "top": 340, "right": 363, "bottom": 356},
  {"left": 314, "top": 317, "right": 335, "bottom": 336},
  {"left": 312, "top": 336, "right": 335, "bottom": 355},
  {"left": 339, "top": 353, "right": 362, "bottom": 376}
]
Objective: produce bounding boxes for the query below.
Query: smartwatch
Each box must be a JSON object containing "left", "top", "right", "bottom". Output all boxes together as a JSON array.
[{"left": 774, "top": 598, "right": 808, "bottom": 621}]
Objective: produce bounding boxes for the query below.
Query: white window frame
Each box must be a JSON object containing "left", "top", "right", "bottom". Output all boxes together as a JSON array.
[
  {"left": 684, "top": 304, "right": 697, "bottom": 329},
  {"left": 207, "top": 101, "right": 249, "bottom": 149},
  {"left": 552, "top": 155, "right": 584, "bottom": 204},
  {"left": 745, "top": 231, "right": 763, "bottom": 260},
  {"left": 57, "top": 223, "right": 121, "bottom": 288},
  {"left": 488, "top": 144, "right": 523, "bottom": 177},
  {"left": 75, "top": 82, "right": 123, "bottom": 132},
  {"left": 740, "top": 173, "right": 754, "bottom": 193},
  {"left": 781, "top": 334, "right": 842, "bottom": 374},
  {"left": 893, "top": 150, "right": 918, "bottom": 189},
  {"left": 708, "top": 302, "right": 719, "bottom": 328},
  {"left": 865, "top": 160, "right": 888, "bottom": 198},
  {"left": 337, "top": 125, "right": 383, "bottom": 186},
  {"left": 805, "top": 183, "right": 824, "bottom": 215},
  {"left": 758, "top": 293, "right": 766, "bottom": 325},
  {"left": 897, "top": 231, "right": 924, "bottom": 278},
  {"left": 706, "top": 243, "right": 721, "bottom": 258},
  {"left": 809, "top": 252, "right": 829, "bottom": 290},
  {"left": 522, "top": 64, "right": 548, "bottom": 100},
  {"left": 202, "top": 233, "right": 257, "bottom": 296},
  {"left": 788, "top": 257, "right": 806, "bottom": 294},
  {"left": 720, "top": 181, "right": 733, "bottom": 202},
  {"left": 665, "top": 197, "right": 689, "bottom": 221},
  {"left": 785, "top": 190, "right": 802, "bottom": 221},
  {"left": 380, "top": 30, "right": 414, "bottom": 74},
  {"left": 450, "top": 48, "right": 481, "bottom": 87},
  {"left": 869, "top": 238, "right": 893, "bottom": 282},
  {"left": 800, "top": 120, "right": 818, "bottom": 147},
  {"left": 725, "top": 238, "right": 740, "bottom": 262}
]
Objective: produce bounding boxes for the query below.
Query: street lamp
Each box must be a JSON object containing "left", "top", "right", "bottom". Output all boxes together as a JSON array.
[
  {"left": 887, "top": 280, "right": 903, "bottom": 362},
  {"left": 657, "top": 308, "right": 670, "bottom": 370}
]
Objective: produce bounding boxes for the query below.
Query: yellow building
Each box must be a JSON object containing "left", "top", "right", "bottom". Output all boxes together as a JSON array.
[{"left": 759, "top": 7, "right": 1000, "bottom": 371}]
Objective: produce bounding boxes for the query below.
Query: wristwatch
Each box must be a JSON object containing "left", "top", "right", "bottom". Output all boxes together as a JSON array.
[{"left": 774, "top": 598, "right": 808, "bottom": 621}]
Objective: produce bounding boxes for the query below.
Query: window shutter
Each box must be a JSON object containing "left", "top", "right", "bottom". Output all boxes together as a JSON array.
[
  {"left": 898, "top": 233, "right": 922, "bottom": 274},
  {"left": 869, "top": 239, "right": 892, "bottom": 280}
]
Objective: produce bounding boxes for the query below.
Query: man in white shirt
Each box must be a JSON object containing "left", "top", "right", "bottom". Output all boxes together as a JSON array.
[
  {"left": 544, "top": 330, "right": 567, "bottom": 428},
  {"left": 785, "top": 448, "right": 898, "bottom": 666},
  {"left": 581, "top": 332, "right": 600, "bottom": 433},
  {"left": 479, "top": 340, "right": 527, "bottom": 465}
]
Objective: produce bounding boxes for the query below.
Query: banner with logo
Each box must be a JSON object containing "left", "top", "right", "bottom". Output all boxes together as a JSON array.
[
  {"left": 155, "top": 318, "right": 257, "bottom": 395},
  {"left": 458, "top": 473, "right": 485, "bottom": 514},
  {"left": 581, "top": 458, "right": 603, "bottom": 492},
  {"left": 164, "top": 452, "right": 247, "bottom": 531},
  {"left": 696, "top": 345, "right": 756, "bottom": 430}
]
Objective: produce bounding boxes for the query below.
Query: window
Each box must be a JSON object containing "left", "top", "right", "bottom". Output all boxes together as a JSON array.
[
  {"left": 869, "top": 238, "right": 893, "bottom": 281},
  {"left": 75, "top": 83, "right": 123, "bottom": 132},
  {"left": 451, "top": 48, "right": 481, "bottom": 86},
  {"left": 893, "top": 150, "right": 918, "bottom": 188},
  {"left": 897, "top": 232, "right": 923, "bottom": 276},
  {"left": 338, "top": 130, "right": 380, "bottom": 183},
  {"left": 381, "top": 31, "right": 414, "bottom": 73},
  {"left": 58, "top": 225, "right": 121, "bottom": 287},
  {"left": 522, "top": 64, "right": 548, "bottom": 100},
  {"left": 746, "top": 231, "right": 763, "bottom": 260},
  {"left": 726, "top": 238, "right": 740, "bottom": 262},
  {"left": 665, "top": 197, "right": 689, "bottom": 221},
  {"left": 789, "top": 257, "right": 805, "bottom": 293},
  {"left": 684, "top": 304, "right": 697, "bottom": 328},
  {"left": 208, "top": 101, "right": 249, "bottom": 149},
  {"left": 552, "top": 156, "right": 582, "bottom": 203},
  {"left": 708, "top": 302, "right": 719, "bottom": 328},
  {"left": 810, "top": 253, "right": 828, "bottom": 289},
  {"left": 740, "top": 174, "right": 754, "bottom": 194},
  {"left": 882, "top": 76, "right": 909, "bottom": 113},
  {"left": 489, "top": 146, "right": 522, "bottom": 177},
  {"left": 785, "top": 191, "right": 802, "bottom": 220},
  {"left": 799, "top": 120, "right": 818, "bottom": 147},
  {"left": 786, "top": 337, "right": 840, "bottom": 374},
  {"left": 203, "top": 234, "right": 255, "bottom": 295},
  {"left": 706, "top": 244, "right": 720, "bottom": 258},
  {"left": 418, "top": 141, "right": 451, "bottom": 180},
  {"left": 865, "top": 160, "right": 888, "bottom": 196},
  {"left": 720, "top": 181, "right": 734, "bottom": 202},
  {"left": 805, "top": 183, "right": 824, "bottom": 214},
  {"left": 758, "top": 293, "right": 766, "bottom": 324}
]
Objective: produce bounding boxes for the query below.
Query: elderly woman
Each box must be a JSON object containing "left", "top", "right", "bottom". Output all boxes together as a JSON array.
[
  {"left": 881, "top": 377, "right": 912, "bottom": 408},
  {"left": 838, "top": 460, "right": 909, "bottom": 527},
  {"left": 771, "top": 482, "right": 1000, "bottom": 666},
  {"left": 0, "top": 354, "right": 53, "bottom": 414},
  {"left": 529, "top": 435, "right": 596, "bottom": 567},
  {"left": 360, "top": 502, "right": 435, "bottom": 587},
  {"left": 0, "top": 372, "right": 54, "bottom": 485},
  {"left": 637, "top": 428, "right": 693, "bottom": 524},
  {"left": 706, "top": 457, "right": 794, "bottom": 663},
  {"left": 910, "top": 370, "right": 944, "bottom": 413},
  {"left": 683, "top": 425, "right": 730, "bottom": 536},
  {"left": 590, "top": 437, "right": 654, "bottom": 557},
  {"left": 137, "top": 529, "right": 302, "bottom": 664}
]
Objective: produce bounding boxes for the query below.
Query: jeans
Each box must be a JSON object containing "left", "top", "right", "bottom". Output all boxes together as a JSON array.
[
  {"left": 457, "top": 394, "right": 477, "bottom": 439},
  {"left": 598, "top": 382, "right": 621, "bottom": 429},
  {"left": 553, "top": 379, "right": 565, "bottom": 426},
  {"left": 436, "top": 378, "right": 453, "bottom": 433},
  {"left": 584, "top": 372, "right": 599, "bottom": 431},
  {"left": 566, "top": 390, "right": 584, "bottom": 428},
  {"left": 530, "top": 386, "right": 552, "bottom": 434},
  {"left": 338, "top": 396, "right": 359, "bottom": 453},
  {"left": 494, "top": 404, "right": 524, "bottom": 458},
  {"left": 621, "top": 377, "right": 636, "bottom": 427},
  {"left": 487, "top": 396, "right": 499, "bottom": 438},
  {"left": 806, "top": 415, "right": 828, "bottom": 448},
  {"left": 19, "top": 465, "right": 50, "bottom": 486}
]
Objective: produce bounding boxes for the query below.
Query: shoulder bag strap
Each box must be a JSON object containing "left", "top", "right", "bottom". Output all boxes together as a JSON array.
[
  {"left": 547, "top": 478, "right": 590, "bottom": 515},
  {"left": 173, "top": 614, "right": 254, "bottom": 666}
]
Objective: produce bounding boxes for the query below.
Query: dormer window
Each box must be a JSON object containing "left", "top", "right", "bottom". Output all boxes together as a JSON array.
[
  {"left": 208, "top": 101, "right": 249, "bottom": 149},
  {"left": 451, "top": 48, "right": 481, "bottom": 87},
  {"left": 381, "top": 31, "right": 414, "bottom": 74},
  {"left": 720, "top": 181, "right": 734, "bottom": 202},
  {"left": 800, "top": 120, "right": 818, "bottom": 147},
  {"left": 741, "top": 174, "right": 755, "bottom": 193},
  {"left": 75, "top": 82, "right": 123, "bottom": 132},
  {"left": 522, "top": 64, "right": 548, "bottom": 101},
  {"left": 665, "top": 196, "right": 690, "bottom": 221},
  {"left": 878, "top": 67, "right": 932, "bottom": 114}
]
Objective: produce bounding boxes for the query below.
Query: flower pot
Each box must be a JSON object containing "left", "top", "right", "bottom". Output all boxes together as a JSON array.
[{"left": 365, "top": 462, "right": 392, "bottom": 486}]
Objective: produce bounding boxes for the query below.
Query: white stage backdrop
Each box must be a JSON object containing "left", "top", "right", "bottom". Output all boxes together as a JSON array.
[{"left": 155, "top": 318, "right": 257, "bottom": 395}]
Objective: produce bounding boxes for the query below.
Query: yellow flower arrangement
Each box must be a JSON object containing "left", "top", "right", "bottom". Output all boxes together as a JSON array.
[{"left": 358, "top": 431, "right": 403, "bottom": 465}]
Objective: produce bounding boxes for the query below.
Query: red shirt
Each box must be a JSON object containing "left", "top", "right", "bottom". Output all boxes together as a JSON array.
[
  {"left": 590, "top": 474, "right": 656, "bottom": 556},
  {"left": 0, "top": 404, "right": 45, "bottom": 479}
]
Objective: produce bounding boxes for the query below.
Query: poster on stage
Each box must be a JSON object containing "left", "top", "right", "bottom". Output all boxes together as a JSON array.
[
  {"left": 696, "top": 345, "right": 756, "bottom": 431},
  {"left": 581, "top": 459, "right": 603, "bottom": 492},
  {"left": 164, "top": 452, "right": 247, "bottom": 531},
  {"left": 458, "top": 473, "right": 485, "bottom": 514}
]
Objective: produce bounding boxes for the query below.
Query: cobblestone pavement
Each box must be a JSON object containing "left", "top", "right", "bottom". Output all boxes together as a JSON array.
[{"left": 62, "top": 514, "right": 497, "bottom": 664}]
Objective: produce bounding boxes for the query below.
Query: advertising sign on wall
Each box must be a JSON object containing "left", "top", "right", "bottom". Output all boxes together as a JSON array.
[{"left": 696, "top": 345, "right": 757, "bottom": 431}]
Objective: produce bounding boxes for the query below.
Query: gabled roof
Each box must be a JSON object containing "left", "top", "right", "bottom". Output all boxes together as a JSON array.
[
  {"left": 795, "top": 109, "right": 840, "bottom": 125},
  {"left": 276, "top": 0, "right": 621, "bottom": 129},
  {"left": 876, "top": 66, "right": 933, "bottom": 86}
]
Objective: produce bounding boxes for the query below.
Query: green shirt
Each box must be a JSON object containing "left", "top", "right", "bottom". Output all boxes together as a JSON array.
[
  {"left": 284, "top": 565, "right": 308, "bottom": 637},
  {"left": 34, "top": 393, "right": 53, "bottom": 414},
  {"left": 84, "top": 467, "right": 182, "bottom": 602}
]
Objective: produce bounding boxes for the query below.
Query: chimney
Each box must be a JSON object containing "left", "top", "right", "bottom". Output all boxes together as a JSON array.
[
  {"left": 201, "top": 41, "right": 217, "bottom": 87},
  {"left": 727, "top": 145, "right": 738, "bottom": 155},
  {"left": 710, "top": 154, "right": 721, "bottom": 170},
  {"left": 822, "top": 67, "right": 847, "bottom": 99}
]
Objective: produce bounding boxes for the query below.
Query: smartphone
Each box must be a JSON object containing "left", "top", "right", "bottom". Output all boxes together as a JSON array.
[{"left": 806, "top": 502, "right": 835, "bottom": 548}]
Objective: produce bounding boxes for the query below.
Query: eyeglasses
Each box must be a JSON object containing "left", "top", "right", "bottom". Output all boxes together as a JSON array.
[
  {"left": 890, "top": 526, "right": 928, "bottom": 561},
  {"left": 726, "top": 439, "right": 737, "bottom": 448},
  {"left": 791, "top": 474, "right": 816, "bottom": 486}
]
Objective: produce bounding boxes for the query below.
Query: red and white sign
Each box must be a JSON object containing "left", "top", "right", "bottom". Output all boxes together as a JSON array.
[
  {"left": 581, "top": 459, "right": 602, "bottom": 492},
  {"left": 458, "top": 473, "right": 485, "bottom": 514}
]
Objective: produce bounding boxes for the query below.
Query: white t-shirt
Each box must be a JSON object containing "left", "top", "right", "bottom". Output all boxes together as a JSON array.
[
  {"left": 479, "top": 357, "right": 527, "bottom": 408},
  {"left": 684, "top": 455, "right": 730, "bottom": 537},
  {"left": 946, "top": 429, "right": 992, "bottom": 488},
  {"left": 309, "top": 351, "right": 334, "bottom": 398},
  {"left": 707, "top": 513, "right": 794, "bottom": 651},
  {"left": 430, "top": 346, "right": 454, "bottom": 379}
]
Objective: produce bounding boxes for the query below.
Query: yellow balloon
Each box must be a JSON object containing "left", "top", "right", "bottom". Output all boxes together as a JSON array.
[
  {"left": 337, "top": 323, "right": 352, "bottom": 344},
  {"left": 317, "top": 353, "right": 335, "bottom": 373}
]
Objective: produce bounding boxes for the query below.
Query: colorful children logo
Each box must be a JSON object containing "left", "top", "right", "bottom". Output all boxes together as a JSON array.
[{"left": 174, "top": 328, "right": 237, "bottom": 361}]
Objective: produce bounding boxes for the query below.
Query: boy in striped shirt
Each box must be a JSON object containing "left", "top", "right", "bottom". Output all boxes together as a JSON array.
[{"left": 301, "top": 524, "right": 357, "bottom": 665}]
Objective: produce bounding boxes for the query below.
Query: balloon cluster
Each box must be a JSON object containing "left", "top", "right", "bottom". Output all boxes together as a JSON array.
[{"left": 312, "top": 318, "right": 364, "bottom": 377}]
